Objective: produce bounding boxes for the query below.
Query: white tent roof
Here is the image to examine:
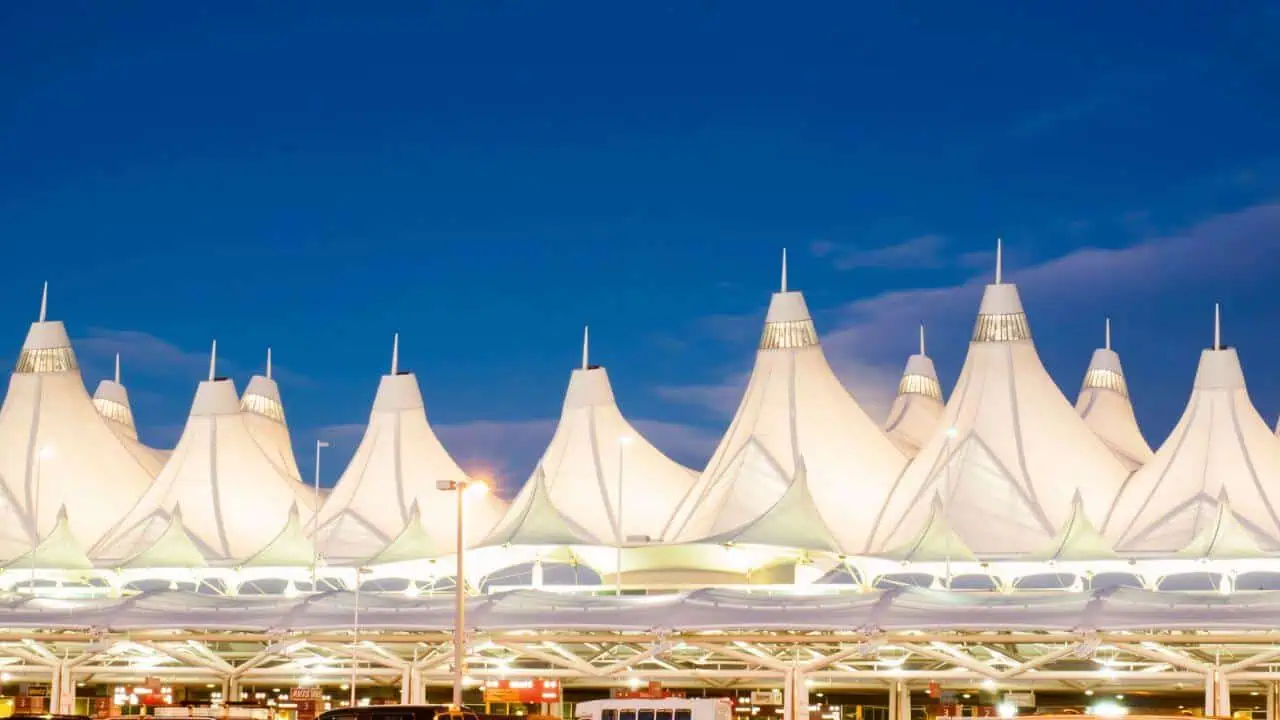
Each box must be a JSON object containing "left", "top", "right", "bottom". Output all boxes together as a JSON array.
[
  {"left": 867, "top": 245, "right": 1129, "bottom": 558},
  {"left": 883, "top": 326, "right": 945, "bottom": 457},
  {"left": 1075, "top": 320, "right": 1152, "bottom": 471},
  {"left": 1103, "top": 308, "right": 1280, "bottom": 553},
  {"left": 664, "top": 255, "right": 907, "bottom": 552},
  {"left": 93, "top": 342, "right": 320, "bottom": 565},
  {"left": 0, "top": 287, "right": 154, "bottom": 563},
  {"left": 314, "top": 336, "right": 506, "bottom": 564},
  {"left": 92, "top": 354, "right": 169, "bottom": 475},
  {"left": 1, "top": 586, "right": 1280, "bottom": 632},
  {"left": 240, "top": 348, "right": 304, "bottom": 482},
  {"left": 484, "top": 330, "right": 696, "bottom": 547}
]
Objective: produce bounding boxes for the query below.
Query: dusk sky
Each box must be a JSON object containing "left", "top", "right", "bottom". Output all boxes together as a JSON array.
[{"left": 2, "top": 2, "right": 1279, "bottom": 496}]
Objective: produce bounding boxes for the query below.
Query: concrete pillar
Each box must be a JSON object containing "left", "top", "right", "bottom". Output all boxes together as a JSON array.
[
  {"left": 1204, "top": 671, "right": 1230, "bottom": 717},
  {"left": 226, "top": 676, "right": 242, "bottom": 702},
  {"left": 51, "top": 661, "right": 75, "bottom": 715},
  {"left": 783, "top": 671, "right": 809, "bottom": 720}
]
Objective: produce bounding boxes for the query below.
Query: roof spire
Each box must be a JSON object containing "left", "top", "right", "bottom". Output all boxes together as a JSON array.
[
  {"left": 114, "top": 353, "right": 121, "bottom": 384},
  {"left": 1105, "top": 317, "right": 1111, "bottom": 351},
  {"left": 39, "top": 281, "right": 48, "bottom": 322},
  {"left": 391, "top": 333, "right": 400, "bottom": 375},
  {"left": 265, "top": 347, "right": 273, "bottom": 380},
  {"left": 208, "top": 340, "right": 217, "bottom": 381},
  {"left": 781, "top": 248, "right": 788, "bottom": 292},
  {"left": 582, "top": 325, "right": 589, "bottom": 370},
  {"left": 995, "top": 238, "right": 1003, "bottom": 284},
  {"left": 919, "top": 323, "right": 926, "bottom": 356},
  {"left": 1214, "top": 303, "right": 1221, "bottom": 350}
]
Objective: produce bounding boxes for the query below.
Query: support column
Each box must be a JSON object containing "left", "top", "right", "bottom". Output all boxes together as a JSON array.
[
  {"left": 783, "top": 671, "right": 809, "bottom": 720},
  {"left": 399, "top": 667, "right": 425, "bottom": 705},
  {"left": 888, "top": 683, "right": 899, "bottom": 720},
  {"left": 896, "top": 682, "right": 910, "bottom": 720},
  {"left": 226, "top": 676, "right": 242, "bottom": 702},
  {"left": 51, "top": 660, "right": 75, "bottom": 715},
  {"left": 1205, "top": 671, "right": 1230, "bottom": 717},
  {"left": 1266, "top": 681, "right": 1278, "bottom": 720}
]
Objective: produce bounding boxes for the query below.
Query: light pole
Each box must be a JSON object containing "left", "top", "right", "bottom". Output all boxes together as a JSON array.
[
  {"left": 312, "top": 440, "right": 330, "bottom": 587},
  {"left": 30, "top": 446, "right": 54, "bottom": 593},
  {"left": 350, "top": 566, "right": 366, "bottom": 708},
  {"left": 615, "top": 437, "right": 633, "bottom": 597},
  {"left": 436, "top": 478, "right": 489, "bottom": 709},
  {"left": 943, "top": 426, "right": 957, "bottom": 589}
]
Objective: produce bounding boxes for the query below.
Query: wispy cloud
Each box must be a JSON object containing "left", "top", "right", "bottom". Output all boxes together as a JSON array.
[
  {"left": 75, "top": 328, "right": 310, "bottom": 386},
  {"left": 811, "top": 234, "right": 948, "bottom": 270},
  {"left": 662, "top": 202, "right": 1280, "bottom": 427}
]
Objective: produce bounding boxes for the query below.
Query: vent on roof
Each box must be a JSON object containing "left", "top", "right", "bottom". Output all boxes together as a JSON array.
[
  {"left": 15, "top": 346, "right": 78, "bottom": 374},
  {"left": 760, "top": 318, "right": 819, "bottom": 350},
  {"left": 1082, "top": 367, "right": 1129, "bottom": 398},
  {"left": 897, "top": 373, "right": 943, "bottom": 400},
  {"left": 972, "top": 312, "right": 1032, "bottom": 343},
  {"left": 95, "top": 397, "right": 135, "bottom": 427},
  {"left": 241, "top": 392, "right": 286, "bottom": 423}
]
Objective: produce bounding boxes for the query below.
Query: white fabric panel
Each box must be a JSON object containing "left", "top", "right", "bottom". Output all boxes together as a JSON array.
[
  {"left": 96, "top": 379, "right": 318, "bottom": 564},
  {"left": 1076, "top": 349, "right": 1153, "bottom": 470},
  {"left": 1105, "top": 348, "right": 1280, "bottom": 552},
  {"left": 869, "top": 284, "right": 1128, "bottom": 558},
  {"left": 505, "top": 367, "right": 695, "bottom": 545},
  {"left": 884, "top": 355, "right": 945, "bottom": 457},
  {"left": 0, "top": 322, "right": 155, "bottom": 562},
  {"left": 666, "top": 290, "right": 906, "bottom": 552},
  {"left": 315, "top": 373, "right": 506, "bottom": 562}
]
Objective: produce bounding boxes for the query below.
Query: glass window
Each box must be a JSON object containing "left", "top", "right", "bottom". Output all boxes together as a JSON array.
[
  {"left": 15, "top": 346, "right": 78, "bottom": 374},
  {"left": 676, "top": 710, "right": 693, "bottom": 720},
  {"left": 760, "top": 319, "right": 819, "bottom": 350},
  {"left": 603, "top": 711, "right": 617, "bottom": 720},
  {"left": 657, "top": 711, "right": 674, "bottom": 720},
  {"left": 620, "top": 711, "right": 637, "bottom": 720},
  {"left": 972, "top": 312, "right": 1032, "bottom": 343},
  {"left": 639, "top": 711, "right": 655, "bottom": 720}
]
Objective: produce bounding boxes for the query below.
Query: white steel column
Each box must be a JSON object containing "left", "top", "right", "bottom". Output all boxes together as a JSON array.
[
  {"left": 51, "top": 660, "right": 74, "bottom": 714},
  {"left": 896, "top": 682, "right": 911, "bottom": 720},
  {"left": 401, "top": 667, "right": 413, "bottom": 704},
  {"left": 1205, "top": 670, "right": 1231, "bottom": 717},
  {"left": 1266, "top": 681, "right": 1278, "bottom": 720},
  {"left": 888, "top": 683, "right": 899, "bottom": 720}
]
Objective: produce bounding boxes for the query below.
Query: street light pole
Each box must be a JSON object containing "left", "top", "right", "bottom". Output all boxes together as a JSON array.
[
  {"left": 30, "top": 446, "right": 53, "bottom": 594},
  {"left": 350, "top": 567, "right": 363, "bottom": 708},
  {"left": 312, "top": 440, "right": 330, "bottom": 587},
  {"left": 437, "top": 478, "right": 488, "bottom": 710},
  {"left": 454, "top": 480, "right": 465, "bottom": 709}
]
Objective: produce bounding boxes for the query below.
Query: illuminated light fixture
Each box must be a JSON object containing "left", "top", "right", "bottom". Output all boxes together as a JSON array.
[
  {"left": 997, "top": 702, "right": 1017, "bottom": 719},
  {"left": 982, "top": 679, "right": 996, "bottom": 690},
  {"left": 1088, "top": 701, "right": 1127, "bottom": 717},
  {"left": 628, "top": 677, "right": 641, "bottom": 690},
  {"left": 1085, "top": 690, "right": 1094, "bottom": 696}
]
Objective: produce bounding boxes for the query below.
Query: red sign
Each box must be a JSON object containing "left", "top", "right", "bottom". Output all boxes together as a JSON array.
[
  {"left": 928, "top": 682, "right": 940, "bottom": 699},
  {"left": 483, "top": 679, "right": 561, "bottom": 703}
]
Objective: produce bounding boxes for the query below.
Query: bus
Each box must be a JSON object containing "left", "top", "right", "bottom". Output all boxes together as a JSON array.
[{"left": 575, "top": 698, "right": 732, "bottom": 720}]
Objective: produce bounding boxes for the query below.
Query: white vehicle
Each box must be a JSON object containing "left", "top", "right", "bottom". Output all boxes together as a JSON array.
[{"left": 576, "top": 698, "right": 732, "bottom": 720}]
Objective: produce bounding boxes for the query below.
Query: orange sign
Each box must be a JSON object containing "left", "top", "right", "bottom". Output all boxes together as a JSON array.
[{"left": 483, "top": 679, "right": 561, "bottom": 703}]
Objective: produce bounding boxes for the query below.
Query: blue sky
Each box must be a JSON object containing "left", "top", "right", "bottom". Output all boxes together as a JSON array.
[{"left": 1, "top": 2, "right": 1278, "bottom": 495}]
